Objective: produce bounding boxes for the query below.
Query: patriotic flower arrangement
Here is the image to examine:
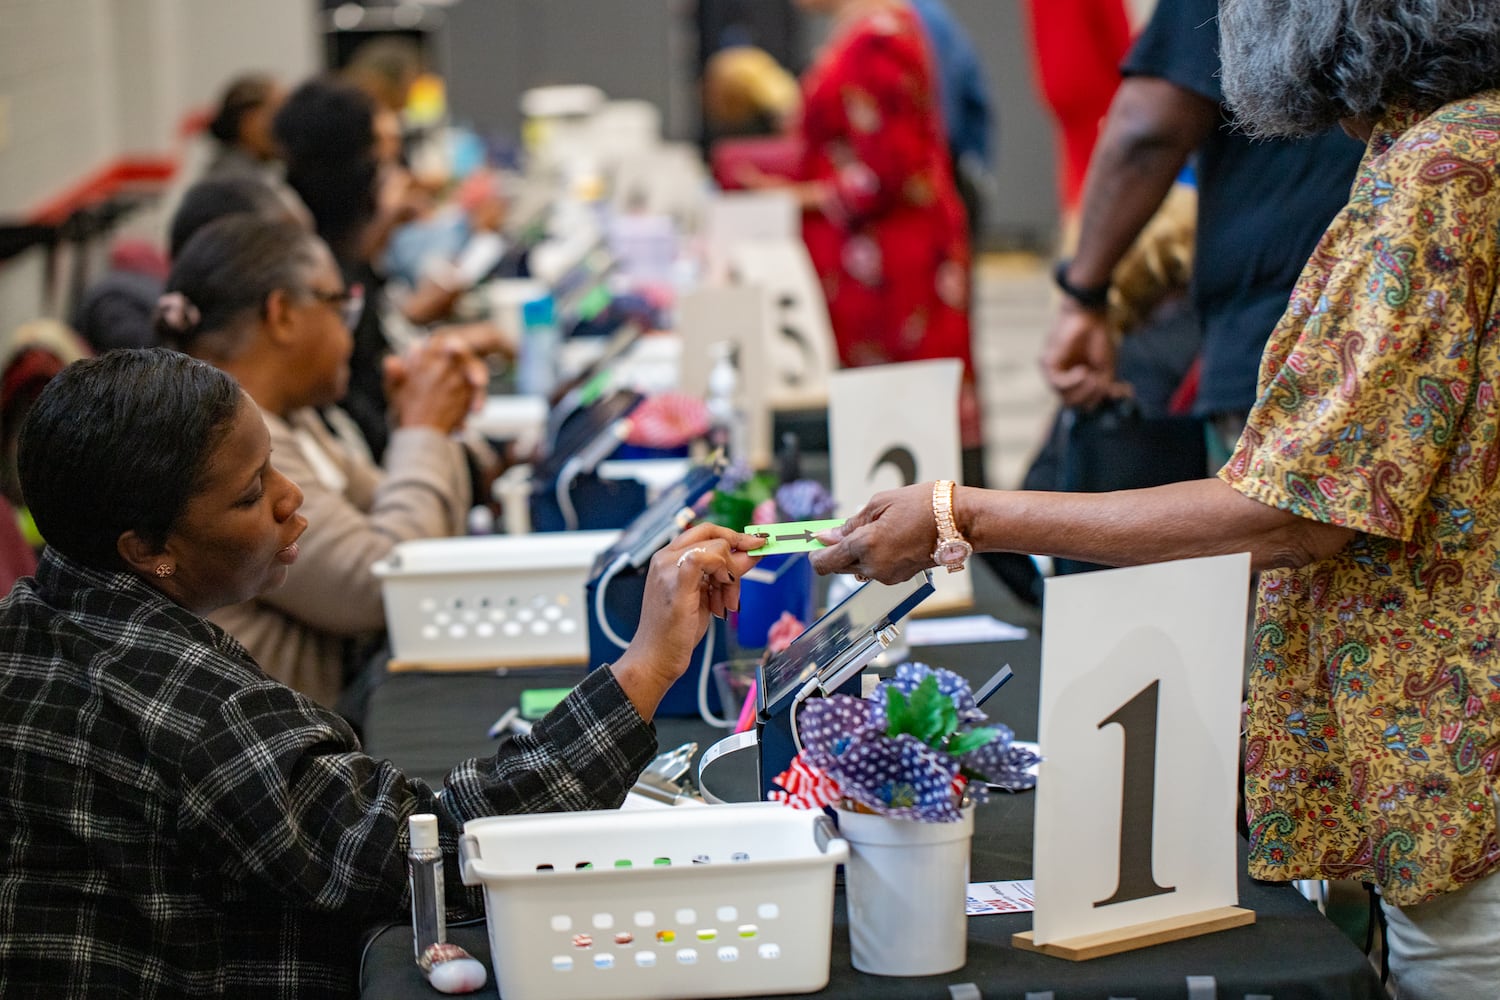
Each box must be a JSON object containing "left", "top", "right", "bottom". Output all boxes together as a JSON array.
[{"left": 771, "top": 662, "right": 1039, "bottom": 823}]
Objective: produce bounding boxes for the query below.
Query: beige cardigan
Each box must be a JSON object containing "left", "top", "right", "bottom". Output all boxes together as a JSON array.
[{"left": 209, "top": 406, "right": 469, "bottom": 708}]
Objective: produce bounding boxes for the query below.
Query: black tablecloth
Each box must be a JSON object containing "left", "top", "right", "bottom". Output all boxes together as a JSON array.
[{"left": 357, "top": 563, "right": 1385, "bottom": 1000}]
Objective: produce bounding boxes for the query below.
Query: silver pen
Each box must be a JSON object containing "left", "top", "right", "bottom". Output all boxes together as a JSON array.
[{"left": 486, "top": 707, "right": 534, "bottom": 739}]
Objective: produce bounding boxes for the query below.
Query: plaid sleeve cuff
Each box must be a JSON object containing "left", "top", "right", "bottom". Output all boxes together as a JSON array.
[{"left": 443, "top": 666, "right": 658, "bottom": 820}]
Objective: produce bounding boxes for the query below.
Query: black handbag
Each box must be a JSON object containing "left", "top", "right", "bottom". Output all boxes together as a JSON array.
[{"left": 1051, "top": 399, "right": 1207, "bottom": 576}]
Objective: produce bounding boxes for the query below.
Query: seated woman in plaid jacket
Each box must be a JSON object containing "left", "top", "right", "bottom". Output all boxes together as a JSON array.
[{"left": 0, "top": 348, "right": 761, "bottom": 999}]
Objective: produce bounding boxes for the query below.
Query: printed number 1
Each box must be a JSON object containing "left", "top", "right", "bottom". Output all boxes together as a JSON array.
[{"left": 1093, "top": 679, "right": 1175, "bottom": 908}]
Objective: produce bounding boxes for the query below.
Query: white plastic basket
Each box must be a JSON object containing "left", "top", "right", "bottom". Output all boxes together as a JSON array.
[
  {"left": 372, "top": 531, "right": 618, "bottom": 668},
  {"left": 458, "top": 802, "right": 848, "bottom": 1000}
]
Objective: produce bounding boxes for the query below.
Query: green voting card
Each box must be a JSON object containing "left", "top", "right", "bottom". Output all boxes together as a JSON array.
[{"left": 746, "top": 518, "right": 847, "bottom": 557}]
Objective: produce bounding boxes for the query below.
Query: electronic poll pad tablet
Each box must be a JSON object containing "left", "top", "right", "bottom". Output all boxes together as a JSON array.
[
  {"left": 759, "top": 571, "right": 934, "bottom": 715},
  {"left": 586, "top": 463, "right": 726, "bottom": 716},
  {"left": 527, "top": 388, "right": 645, "bottom": 532},
  {"left": 591, "top": 462, "right": 721, "bottom": 573},
  {"left": 531, "top": 388, "right": 643, "bottom": 485},
  {"left": 754, "top": 571, "right": 934, "bottom": 796},
  {"left": 544, "top": 319, "right": 647, "bottom": 443}
]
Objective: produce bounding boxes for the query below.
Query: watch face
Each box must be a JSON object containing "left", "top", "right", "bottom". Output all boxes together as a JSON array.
[{"left": 935, "top": 539, "right": 972, "bottom": 566}]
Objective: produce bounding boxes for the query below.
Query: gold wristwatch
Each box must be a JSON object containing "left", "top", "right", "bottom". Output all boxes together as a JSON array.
[{"left": 930, "top": 479, "right": 972, "bottom": 573}]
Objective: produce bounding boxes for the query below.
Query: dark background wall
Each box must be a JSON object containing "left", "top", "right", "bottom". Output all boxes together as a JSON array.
[{"left": 433, "top": 0, "right": 1059, "bottom": 253}]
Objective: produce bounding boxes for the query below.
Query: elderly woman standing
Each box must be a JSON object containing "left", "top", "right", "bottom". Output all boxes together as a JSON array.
[
  {"left": 156, "top": 214, "right": 479, "bottom": 709},
  {"left": 0, "top": 349, "right": 759, "bottom": 997},
  {"left": 811, "top": 2, "right": 1500, "bottom": 993}
]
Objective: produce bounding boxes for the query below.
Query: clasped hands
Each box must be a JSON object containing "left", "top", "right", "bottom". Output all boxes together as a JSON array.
[
  {"left": 382, "top": 331, "right": 493, "bottom": 435},
  {"left": 1040, "top": 298, "right": 1132, "bottom": 411}
]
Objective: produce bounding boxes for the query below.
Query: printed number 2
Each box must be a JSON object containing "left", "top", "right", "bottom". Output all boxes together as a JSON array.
[
  {"left": 866, "top": 446, "right": 917, "bottom": 488},
  {"left": 1093, "top": 679, "right": 1175, "bottom": 908}
]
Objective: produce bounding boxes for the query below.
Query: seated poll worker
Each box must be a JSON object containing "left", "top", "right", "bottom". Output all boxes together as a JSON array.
[
  {"left": 812, "top": 1, "right": 1500, "bottom": 995},
  {"left": 155, "top": 214, "right": 486, "bottom": 709},
  {"left": 0, "top": 348, "right": 761, "bottom": 998}
]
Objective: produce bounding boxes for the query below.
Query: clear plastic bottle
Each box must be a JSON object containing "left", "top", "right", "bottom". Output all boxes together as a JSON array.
[
  {"left": 705, "top": 341, "right": 747, "bottom": 462},
  {"left": 517, "top": 296, "right": 560, "bottom": 397},
  {"left": 408, "top": 813, "right": 446, "bottom": 968}
]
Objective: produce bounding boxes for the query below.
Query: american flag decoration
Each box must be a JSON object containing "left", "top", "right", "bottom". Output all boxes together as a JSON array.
[{"left": 770, "top": 755, "right": 843, "bottom": 810}]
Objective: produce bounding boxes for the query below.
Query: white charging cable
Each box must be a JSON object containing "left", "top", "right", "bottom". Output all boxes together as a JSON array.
[{"left": 592, "top": 552, "right": 633, "bottom": 650}]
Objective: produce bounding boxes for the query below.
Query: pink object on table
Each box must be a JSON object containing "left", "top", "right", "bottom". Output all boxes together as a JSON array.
[
  {"left": 766, "top": 610, "right": 806, "bottom": 653},
  {"left": 735, "top": 679, "right": 759, "bottom": 733}
]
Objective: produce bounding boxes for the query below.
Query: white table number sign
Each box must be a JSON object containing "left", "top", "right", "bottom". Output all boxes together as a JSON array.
[
  {"left": 704, "top": 191, "right": 800, "bottom": 280},
  {"left": 1021, "top": 553, "right": 1253, "bottom": 958},
  {"left": 676, "top": 285, "right": 773, "bottom": 470},
  {"left": 727, "top": 238, "right": 837, "bottom": 412},
  {"left": 828, "top": 360, "right": 972, "bottom": 613}
]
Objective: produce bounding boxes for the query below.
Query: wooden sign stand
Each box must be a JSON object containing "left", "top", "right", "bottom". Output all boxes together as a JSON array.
[
  {"left": 386, "top": 653, "right": 586, "bottom": 674},
  {"left": 1012, "top": 905, "right": 1254, "bottom": 962}
]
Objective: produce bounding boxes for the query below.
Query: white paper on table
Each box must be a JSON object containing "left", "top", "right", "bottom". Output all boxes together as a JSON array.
[
  {"left": 966, "top": 880, "right": 1036, "bottom": 916},
  {"left": 905, "top": 615, "right": 1028, "bottom": 646}
]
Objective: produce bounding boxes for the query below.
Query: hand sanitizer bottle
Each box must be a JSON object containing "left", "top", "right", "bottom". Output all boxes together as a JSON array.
[
  {"left": 706, "top": 341, "right": 747, "bottom": 462},
  {"left": 408, "top": 813, "right": 445, "bottom": 964},
  {"left": 408, "top": 813, "right": 487, "bottom": 994}
]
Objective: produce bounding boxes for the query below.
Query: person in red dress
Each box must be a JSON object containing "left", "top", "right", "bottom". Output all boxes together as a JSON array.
[{"left": 743, "top": 0, "right": 981, "bottom": 450}]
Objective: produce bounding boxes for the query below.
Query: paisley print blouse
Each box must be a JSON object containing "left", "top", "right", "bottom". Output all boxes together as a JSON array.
[{"left": 1222, "top": 93, "right": 1500, "bottom": 905}]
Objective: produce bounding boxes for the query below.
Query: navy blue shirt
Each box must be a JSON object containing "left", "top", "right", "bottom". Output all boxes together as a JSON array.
[
  {"left": 1123, "top": 0, "right": 1365, "bottom": 416},
  {"left": 911, "top": 0, "right": 993, "bottom": 167}
]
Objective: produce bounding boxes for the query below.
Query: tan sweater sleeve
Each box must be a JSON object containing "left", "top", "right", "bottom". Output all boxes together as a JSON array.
[{"left": 258, "top": 408, "right": 471, "bottom": 634}]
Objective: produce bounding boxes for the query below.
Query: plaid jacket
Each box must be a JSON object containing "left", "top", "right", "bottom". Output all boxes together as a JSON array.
[{"left": 0, "top": 549, "right": 656, "bottom": 998}]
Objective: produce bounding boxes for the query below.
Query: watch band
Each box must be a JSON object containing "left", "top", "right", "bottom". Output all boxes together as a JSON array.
[
  {"left": 1052, "top": 258, "right": 1111, "bottom": 312},
  {"left": 931, "top": 479, "right": 972, "bottom": 574}
]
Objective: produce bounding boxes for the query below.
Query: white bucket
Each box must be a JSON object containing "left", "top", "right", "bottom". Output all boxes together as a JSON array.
[{"left": 835, "top": 805, "right": 973, "bottom": 976}]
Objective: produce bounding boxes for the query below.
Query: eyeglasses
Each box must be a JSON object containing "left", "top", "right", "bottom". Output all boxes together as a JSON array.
[{"left": 305, "top": 283, "right": 365, "bottom": 329}]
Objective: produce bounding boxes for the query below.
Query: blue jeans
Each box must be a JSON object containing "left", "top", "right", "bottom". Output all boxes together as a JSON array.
[{"left": 1382, "top": 866, "right": 1500, "bottom": 999}]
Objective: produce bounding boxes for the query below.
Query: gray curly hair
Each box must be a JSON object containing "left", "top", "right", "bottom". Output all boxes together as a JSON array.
[{"left": 1219, "top": 0, "right": 1500, "bottom": 138}]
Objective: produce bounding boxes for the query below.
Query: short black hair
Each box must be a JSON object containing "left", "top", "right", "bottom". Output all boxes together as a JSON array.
[
  {"left": 273, "top": 78, "right": 378, "bottom": 262},
  {"left": 168, "top": 175, "right": 289, "bottom": 259},
  {"left": 18, "top": 349, "right": 243, "bottom": 570},
  {"left": 207, "top": 73, "right": 277, "bottom": 146}
]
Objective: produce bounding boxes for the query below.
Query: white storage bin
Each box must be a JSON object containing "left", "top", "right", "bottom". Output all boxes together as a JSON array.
[
  {"left": 459, "top": 802, "right": 847, "bottom": 1000},
  {"left": 373, "top": 531, "right": 618, "bottom": 668}
]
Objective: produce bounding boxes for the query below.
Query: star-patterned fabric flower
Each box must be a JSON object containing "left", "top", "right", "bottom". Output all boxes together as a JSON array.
[
  {"left": 963, "top": 735, "right": 1041, "bottom": 793},
  {"left": 781, "top": 663, "right": 1030, "bottom": 822},
  {"left": 797, "top": 694, "right": 882, "bottom": 772},
  {"left": 774, "top": 479, "right": 836, "bottom": 521},
  {"left": 871, "top": 661, "right": 984, "bottom": 723},
  {"left": 836, "top": 734, "right": 963, "bottom": 822}
]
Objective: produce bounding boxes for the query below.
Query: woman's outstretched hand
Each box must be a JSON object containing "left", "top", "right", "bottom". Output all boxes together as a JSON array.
[
  {"left": 809, "top": 482, "right": 942, "bottom": 584},
  {"left": 611, "top": 524, "right": 764, "bottom": 721}
]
